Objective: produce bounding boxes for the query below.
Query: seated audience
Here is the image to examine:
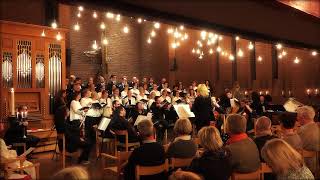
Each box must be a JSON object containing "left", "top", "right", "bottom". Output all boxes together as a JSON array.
[
  {"left": 280, "top": 113, "right": 302, "bottom": 150},
  {"left": 253, "top": 116, "right": 277, "bottom": 159},
  {"left": 0, "top": 138, "right": 36, "bottom": 179},
  {"left": 169, "top": 170, "right": 203, "bottom": 180},
  {"left": 53, "top": 166, "right": 89, "bottom": 180},
  {"left": 124, "top": 119, "right": 166, "bottom": 180},
  {"left": 189, "top": 126, "right": 232, "bottom": 180},
  {"left": 167, "top": 119, "right": 197, "bottom": 158},
  {"left": 225, "top": 114, "right": 260, "bottom": 173},
  {"left": 261, "top": 139, "right": 314, "bottom": 180}
]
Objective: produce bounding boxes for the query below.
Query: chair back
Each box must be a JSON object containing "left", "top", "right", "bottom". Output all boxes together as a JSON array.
[
  {"left": 135, "top": 159, "right": 168, "bottom": 180},
  {"left": 231, "top": 170, "right": 261, "bottom": 180},
  {"left": 171, "top": 157, "right": 193, "bottom": 169}
]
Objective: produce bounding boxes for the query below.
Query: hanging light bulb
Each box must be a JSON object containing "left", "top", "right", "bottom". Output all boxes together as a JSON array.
[
  {"left": 100, "top": 22, "right": 106, "bottom": 30},
  {"left": 77, "top": 12, "right": 81, "bottom": 18},
  {"left": 209, "top": 49, "right": 213, "bottom": 54},
  {"left": 123, "top": 26, "right": 129, "bottom": 33},
  {"left": 167, "top": 28, "right": 173, "bottom": 34},
  {"left": 137, "top": 18, "right": 142, "bottom": 23},
  {"left": 150, "top": 30, "right": 156, "bottom": 37},
  {"left": 235, "top": 36, "right": 240, "bottom": 41},
  {"left": 281, "top": 50, "right": 287, "bottom": 56},
  {"left": 102, "top": 38, "right": 108, "bottom": 45},
  {"left": 216, "top": 46, "right": 222, "bottom": 52},
  {"left": 237, "top": 49, "right": 243, "bottom": 57},
  {"left": 106, "top": 12, "right": 114, "bottom": 19},
  {"left": 258, "top": 56, "right": 263, "bottom": 61},
  {"left": 180, "top": 25, "right": 184, "bottom": 30},
  {"left": 41, "top": 30, "right": 46, "bottom": 37},
  {"left": 93, "top": 11, "right": 98, "bottom": 18},
  {"left": 311, "top": 51, "right": 318, "bottom": 56},
  {"left": 147, "top": 38, "right": 152, "bottom": 44},
  {"left": 51, "top": 20, "right": 58, "bottom": 29},
  {"left": 294, "top": 57, "right": 300, "bottom": 64},
  {"left": 154, "top": 22, "right": 160, "bottom": 29},
  {"left": 229, "top": 54, "right": 235, "bottom": 61},
  {"left": 116, "top": 14, "right": 121, "bottom": 21},
  {"left": 56, "top": 32, "right": 62, "bottom": 41},
  {"left": 74, "top": 22, "right": 80, "bottom": 31},
  {"left": 92, "top": 40, "right": 98, "bottom": 50},
  {"left": 171, "top": 42, "right": 177, "bottom": 49},
  {"left": 78, "top": 6, "right": 84, "bottom": 11},
  {"left": 248, "top": 42, "right": 254, "bottom": 50},
  {"left": 276, "top": 43, "right": 282, "bottom": 50},
  {"left": 192, "top": 48, "right": 195, "bottom": 54}
]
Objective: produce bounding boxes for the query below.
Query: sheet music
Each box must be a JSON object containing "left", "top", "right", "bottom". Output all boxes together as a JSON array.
[
  {"left": 134, "top": 115, "right": 152, "bottom": 126},
  {"left": 173, "top": 104, "right": 195, "bottom": 118},
  {"left": 98, "top": 117, "right": 111, "bottom": 131}
]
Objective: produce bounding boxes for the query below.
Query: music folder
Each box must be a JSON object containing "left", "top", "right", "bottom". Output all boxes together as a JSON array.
[
  {"left": 173, "top": 104, "right": 195, "bottom": 118},
  {"left": 134, "top": 115, "right": 152, "bottom": 126},
  {"left": 98, "top": 117, "right": 111, "bottom": 131}
]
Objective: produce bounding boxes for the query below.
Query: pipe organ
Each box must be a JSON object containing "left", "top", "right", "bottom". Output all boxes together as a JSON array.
[{"left": 0, "top": 20, "right": 66, "bottom": 129}]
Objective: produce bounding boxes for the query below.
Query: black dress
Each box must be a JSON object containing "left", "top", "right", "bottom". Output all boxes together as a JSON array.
[{"left": 192, "top": 96, "right": 214, "bottom": 131}]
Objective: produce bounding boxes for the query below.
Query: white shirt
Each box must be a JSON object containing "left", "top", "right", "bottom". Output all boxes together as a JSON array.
[{"left": 70, "top": 100, "right": 83, "bottom": 121}]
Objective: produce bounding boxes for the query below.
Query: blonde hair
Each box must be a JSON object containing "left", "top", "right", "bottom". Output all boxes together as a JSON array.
[
  {"left": 174, "top": 119, "right": 193, "bottom": 136},
  {"left": 197, "top": 84, "right": 209, "bottom": 97},
  {"left": 53, "top": 166, "right": 88, "bottom": 180},
  {"left": 226, "top": 114, "right": 247, "bottom": 134},
  {"left": 297, "top": 106, "right": 315, "bottom": 121},
  {"left": 198, "top": 126, "right": 223, "bottom": 151},
  {"left": 261, "top": 139, "right": 303, "bottom": 175}
]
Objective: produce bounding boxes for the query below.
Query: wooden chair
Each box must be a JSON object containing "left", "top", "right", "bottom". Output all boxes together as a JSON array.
[
  {"left": 231, "top": 170, "right": 261, "bottom": 180},
  {"left": 260, "top": 163, "right": 272, "bottom": 180},
  {"left": 135, "top": 159, "right": 169, "bottom": 180},
  {"left": 170, "top": 157, "right": 193, "bottom": 169},
  {"left": 114, "top": 130, "right": 140, "bottom": 152},
  {"left": 1, "top": 157, "right": 40, "bottom": 180},
  {"left": 94, "top": 125, "right": 115, "bottom": 158},
  {"left": 101, "top": 151, "right": 132, "bottom": 180}
]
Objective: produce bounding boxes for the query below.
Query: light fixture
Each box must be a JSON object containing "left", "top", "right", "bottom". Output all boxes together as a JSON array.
[
  {"left": 229, "top": 54, "right": 235, "bottom": 61},
  {"left": 74, "top": 22, "right": 80, "bottom": 31},
  {"left": 51, "top": 20, "right": 58, "bottom": 29},
  {"left": 258, "top": 56, "right": 263, "bottom": 61},
  {"left": 276, "top": 43, "right": 282, "bottom": 50},
  {"left": 312, "top": 51, "right": 318, "bottom": 56},
  {"left": 294, "top": 57, "right": 300, "bottom": 64},
  {"left": 171, "top": 42, "right": 177, "bottom": 49},
  {"left": 167, "top": 28, "right": 173, "bottom": 34},
  {"left": 92, "top": 40, "right": 98, "bottom": 50},
  {"left": 116, "top": 14, "right": 121, "bottom": 21},
  {"left": 147, "top": 38, "right": 152, "bottom": 44},
  {"left": 235, "top": 36, "right": 240, "bottom": 41},
  {"left": 56, "top": 32, "right": 62, "bottom": 41},
  {"left": 41, "top": 30, "right": 45, "bottom": 37},
  {"left": 123, "top": 26, "right": 129, "bottom": 33},
  {"left": 102, "top": 38, "right": 108, "bottom": 45},
  {"left": 248, "top": 42, "right": 254, "bottom": 50},
  {"left": 237, "top": 49, "right": 243, "bottom": 57},
  {"left": 137, "top": 18, "right": 142, "bottom": 23},
  {"left": 192, "top": 48, "right": 195, "bottom": 53},
  {"left": 216, "top": 46, "right": 222, "bottom": 52},
  {"left": 281, "top": 50, "right": 287, "bottom": 56},
  {"left": 78, "top": 6, "right": 84, "bottom": 11},
  {"left": 106, "top": 12, "right": 114, "bottom": 19},
  {"left": 154, "top": 22, "right": 160, "bottom": 29},
  {"left": 100, "top": 22, "right": 106, "bottom": 30},
  {"left": 150, "top": 30, "right": 156, "bottom": 37},
  {"left": 209, "top": 49, "right": 213, "bottom": 54},
  {"left": 93, "top": 11, "right": 98, "bottom": 18},
  {"left": 77, "top": 12, "right": 81, "bottom": 18}
]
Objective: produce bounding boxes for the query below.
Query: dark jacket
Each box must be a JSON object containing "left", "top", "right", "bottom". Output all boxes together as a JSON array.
[
  {"left": 166, "top": 139, "right": 197, "bottom": 158},
  {"left": 191, "top": 96, "right": 214, "bottom": 130},
  {"left": 189, "top": 148, "right": 232, "bottom": 180},
  {"left": 124, "top": 142, "right": 166, "bottom": 180}
]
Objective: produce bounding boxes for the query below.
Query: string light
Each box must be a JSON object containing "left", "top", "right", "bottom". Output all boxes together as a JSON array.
[
  {"left": 106, "top": 12, "right": 114, "bottom": 19},
  {"left": 41, "top": 30, "right": 45, "bottom": 37},
  {"left": 237, "top": 49, "right": 243, "bottom": 57},
  {"left": 294, "top": 57, "right": 300, "bottom": 64},
  {"left": 92, "top": 40, "right": 98, "bottom": 50},
  {"left": 116, "top": 14, "right": 121, "bottom": 21},
  {"left": 77, "top": 12, "right": 81, "bottom": 18},
  {"left": 154, "top": 22, "right": 160, "bottom": 29},
  {"left": 51, "top": 20, "right": 58, "bottom": 29},
  {"left": 102, "top": 38, "right": 108, "bottom": 45},
  {"left": 123, "top": 26, "right": 129, "bottom": 33},
  {"left": 137, "top": 18, "right": 142, "bottom": 23},
  {"left": 235, "top": 36, "right": 240, "bottom": 41},
  {"left": 147, "top": 38, "right": 152, "bottom": 44},
  {"left": 216, "top": 46, "right": 222, "bottom": 52},
  {"left": 276, "top": 43, "right": 282, "bottom": 50},
  {"left": 56, "top": 32, "right": 62, "bottom": 41},
  {"left": 150, "top": 30, "right": 156, "bottom": 37},
  {"left": 258, "top": 56, "right": 263, "bottom": 61},
  {"left": 248, "top": 42, "right": 254, "bottom": 50},
  {"left": 78, "top": 6, "right": 84, "bottom": 11},
  {"left": 100, "top": 22, "right": 106, "bottom": 30},
  {"left": 74, "top": 23, "right": 80, "bottom": 31},
  {"left": 229, "top": 54, "right": 235, "bottom": 61},
  {"left": 93, "top": 11, "right": 98, "bottom": 18},
  {"left": 312, "top": 51, "right": 318, "bottom": 56}
]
